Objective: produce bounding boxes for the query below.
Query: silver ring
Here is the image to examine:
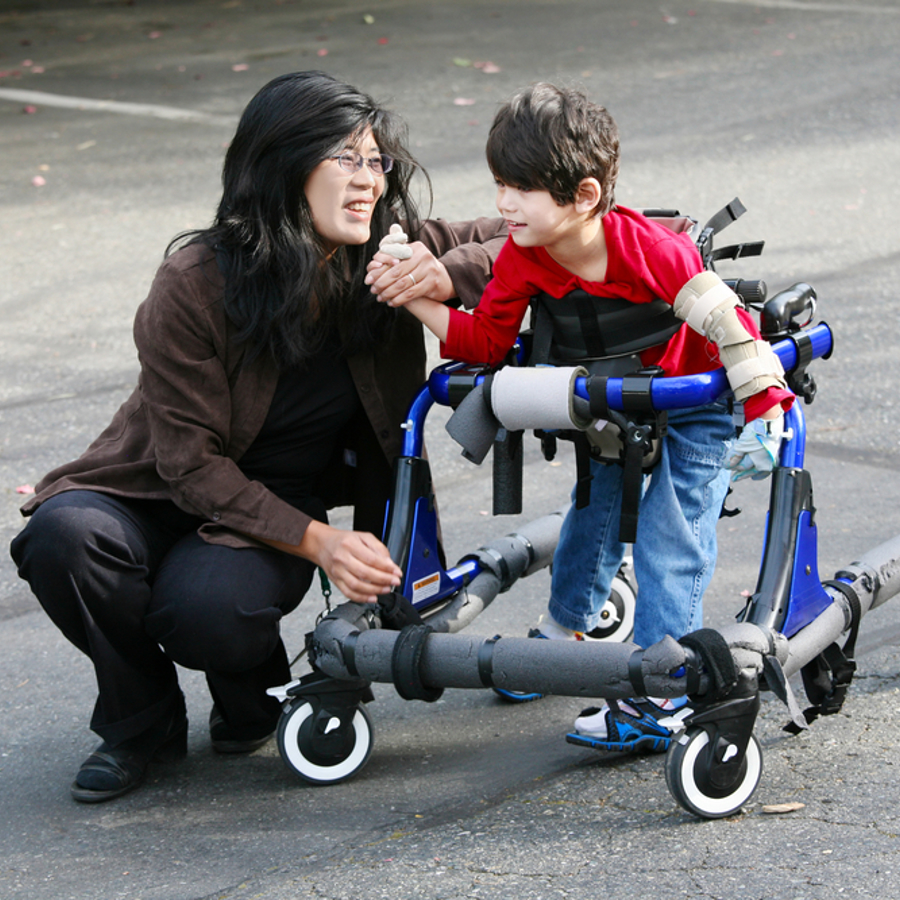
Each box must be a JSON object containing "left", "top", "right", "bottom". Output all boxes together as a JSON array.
[{"left": 407, "top": 273, "right": 417, "bottom": 287}]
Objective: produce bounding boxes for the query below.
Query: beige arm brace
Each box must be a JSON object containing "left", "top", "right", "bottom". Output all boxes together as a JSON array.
[{"left": 673, "top": 271, "right": 787, "bottom": 402}]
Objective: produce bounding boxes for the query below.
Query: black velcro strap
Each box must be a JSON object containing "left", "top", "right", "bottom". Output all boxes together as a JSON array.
[
  {"left": 529, "top": 299, "right": 554, "bottom": 366},
  {"left": 702, "top": 197, "right": 746, "bottom": 236},
  {"left": 825, "top": 578, "right": 862, "bottom": 654},
  {"left": 587, "top": 375, "right": 610, "bottom": 419},
  {"left": 572, "top": 432, "right": 594, "bottom": 510},
  {"left": 618, "top": 427, "right": 645, "bottom": 543},
  {"left": 575, "top": 294, "right": 609, "bottom": 358},
  {"left": 477, "top": 635, "right": 500, "bottom": 687},
  {"left": 711, "top": 240, "right": 765, "bottom": 262},
  {"left": 378, "top": 590, "right": 425, "bottom": 630},
  {"left": 784, "top": 579, "right": 862, "bottom": 733},
  {"left": 789, "top": 331, "right": 815, "bottom": 372},
  {"left": 679, "top": 628, "right": 738, "bottom": 701},
  {"left": 620, "top": 371, "right": 657, "bottom": 413},
  {"left": 628, "top": 649, "right": 647, "bottom": 697},
  {"left": 343, "top": 630, "right": 360, "bottom": 678},
  {"left": 391, "top": 625, "right": 443, "bottom": 702}
]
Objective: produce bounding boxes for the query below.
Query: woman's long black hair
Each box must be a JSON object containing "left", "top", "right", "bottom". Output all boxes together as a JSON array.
[{"left": 170, "top": 70, "right": 428, "bottom": 367}]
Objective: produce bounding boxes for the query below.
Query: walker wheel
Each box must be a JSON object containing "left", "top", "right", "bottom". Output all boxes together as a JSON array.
[
  {"left": 664, "top": 725, "right": 762, "bottom": 819},
  {"left": 277, "top": 698, "right": 374, "bottom": 785},
  {"left": 590, "top": 565, "right": 636, "bottom": 642}
]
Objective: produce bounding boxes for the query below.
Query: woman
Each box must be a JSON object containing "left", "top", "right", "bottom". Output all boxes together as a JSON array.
[{"left": 10, "top": 71, "right": 504, "bottom": 803}]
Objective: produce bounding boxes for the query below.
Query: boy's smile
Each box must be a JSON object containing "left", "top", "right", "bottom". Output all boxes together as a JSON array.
[
  {"left": 496, "top": 183, "right": 578, "bottom": 248},
  {"left": 495, "top": 181, "right": 607, "bottom": 280}
]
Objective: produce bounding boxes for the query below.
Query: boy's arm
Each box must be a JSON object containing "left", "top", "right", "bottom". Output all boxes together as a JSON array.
[
  {"left": 402, "top": 297, "right": 451, "bottom": 343},
  {"left": 673, "top": 270, "right": 792, "bottom": 480},
  {"left": 365, "top": 218, "right": 507, "bottom": 310},
  {"left": 370, "top": 228, "right": 530, "bottom": 365},
  {"left": 673, "top": 271, "right": 792, "bottom": 421}
]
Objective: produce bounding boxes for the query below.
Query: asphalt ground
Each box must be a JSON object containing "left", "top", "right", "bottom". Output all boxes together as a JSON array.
[{"left": 2, "top": 1, "right": 900, "bottom": 898}]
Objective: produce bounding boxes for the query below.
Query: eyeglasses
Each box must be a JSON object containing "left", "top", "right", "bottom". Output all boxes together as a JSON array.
[{"left": 330, "top": 151, "right": 394, "bottom": 176}]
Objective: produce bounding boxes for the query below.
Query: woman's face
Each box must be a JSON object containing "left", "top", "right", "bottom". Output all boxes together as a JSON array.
[{"left": 305, "top": 126, "right": 386, "bottom": 252}]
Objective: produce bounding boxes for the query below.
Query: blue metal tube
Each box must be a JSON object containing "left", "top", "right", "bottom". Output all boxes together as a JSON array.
[
  {"left": 779, "top": 403, "right": 807, "bottom": 469},
  {"left": 400, "top": 385, "right": 436, "bottom": 458},
  {"left": 406, "top": 323, "right": 833, "bottom": 459}
]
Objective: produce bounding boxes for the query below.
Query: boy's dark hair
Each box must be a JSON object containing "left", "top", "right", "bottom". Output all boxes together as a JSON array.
[{"left": 486, "top": 83, "right": 619, "bottom": 217}]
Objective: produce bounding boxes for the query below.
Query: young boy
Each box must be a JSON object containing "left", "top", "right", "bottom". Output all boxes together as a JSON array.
[{"left": 368, "top": 83, "right": 792, "bottom": 750}]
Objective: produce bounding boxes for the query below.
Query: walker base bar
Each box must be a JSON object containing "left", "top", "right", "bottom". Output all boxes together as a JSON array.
[{"left": 268, "top": 524, "right": 900, "bottom": 819}]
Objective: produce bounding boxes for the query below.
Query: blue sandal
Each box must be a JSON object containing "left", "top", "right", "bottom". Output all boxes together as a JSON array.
[{"left": 565, "top": 697, "right": 690, "bottom": 754}]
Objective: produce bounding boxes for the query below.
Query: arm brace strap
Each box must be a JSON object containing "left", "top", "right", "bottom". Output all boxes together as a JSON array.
[{"left": 673, "top": 272, "right": 787, "bottom": 402}]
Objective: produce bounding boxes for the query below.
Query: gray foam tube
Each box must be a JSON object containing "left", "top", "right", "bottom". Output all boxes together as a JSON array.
[
  {"left": 420, "top": 507, "right": 567, "bottom": 633},
  {"left": 423, "top": 571, "right": 501, "bottom": 634},
  {"left": 510, "top": 505, "right": 568, "bottom": 577},
  {"left": 781, "top": 534, "right": 900, "bottom": 679},
  {"left": 781, "top": 597, "right": 850, "bottom": 680},
  {"left": 311, "top": 608, "right": 706, "bottom": 701},
  {"left": 491, "top": 366, "right": 587, "bottom": 431},
  {"left": 307, "top": 525, "right": 900, "bottom": 703},
  {"left": 842, "top": 533, "right": 900, "bottom": 612}
]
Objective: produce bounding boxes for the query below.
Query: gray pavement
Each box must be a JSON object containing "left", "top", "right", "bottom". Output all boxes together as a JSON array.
[{"left": 2, "top": 1, "right": 900, "bottom": 898}]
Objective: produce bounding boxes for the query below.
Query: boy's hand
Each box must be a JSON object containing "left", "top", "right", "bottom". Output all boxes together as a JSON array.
[
  {"left": 366, "top": 242, "right": 454, "bottom": 307},
  {"left": 725, "top": 415, "right": 785, "bottom": 481}
]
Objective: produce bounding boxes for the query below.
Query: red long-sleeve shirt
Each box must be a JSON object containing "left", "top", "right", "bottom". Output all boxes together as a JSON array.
[{"left": 442, "top": 206, "right": 792, "bottom": 421}]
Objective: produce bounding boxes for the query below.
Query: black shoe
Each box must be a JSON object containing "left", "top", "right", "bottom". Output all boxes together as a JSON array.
[
  {"left": 209, "top": 705, "right": 277, "bottom": 754},
  {"left": 71, "top": 698, "right": 188, "bottom": 804}
]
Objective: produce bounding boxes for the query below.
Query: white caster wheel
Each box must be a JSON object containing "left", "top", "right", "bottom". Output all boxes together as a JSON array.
[
  {"left": 590, "top": 562, "right": 636, "bottom": 642},
  {"left": 665, "top": 725, "right": 762, "bottom": 818},
  {"left": 277, "top": 698, "right": 374, "bottom": 785}
]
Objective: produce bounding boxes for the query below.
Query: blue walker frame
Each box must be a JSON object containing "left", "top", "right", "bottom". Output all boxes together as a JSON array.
[
  {"left": 386, "top": 323, "right": 834, "bottom": 640},
  {"left": 265, "top": 295, "right": 889, "bottom": 818}
]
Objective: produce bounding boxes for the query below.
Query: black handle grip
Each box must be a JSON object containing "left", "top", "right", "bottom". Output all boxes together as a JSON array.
[
  {"left": 760, "top": 282, "right": 817, "bottom": 338},
  {"left": 724, "top": 278, "right": 767, "bottom": 306}
]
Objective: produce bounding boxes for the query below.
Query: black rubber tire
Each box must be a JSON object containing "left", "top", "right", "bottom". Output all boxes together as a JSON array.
[
  {"left": 277, "top": 699, "right": 374, "bottom": 785},
  {"left": 664, "top": 725, "right": 762, "bottom": 818}
]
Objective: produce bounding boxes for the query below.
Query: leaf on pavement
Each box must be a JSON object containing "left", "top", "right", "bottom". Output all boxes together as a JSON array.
[{"left": 762, "top": 802, "right": 805, "bottom": 814}]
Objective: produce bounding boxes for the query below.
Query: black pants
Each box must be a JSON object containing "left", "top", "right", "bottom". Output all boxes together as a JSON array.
[{"left": 10, "top": 491, "right": 315, "bottom": 747}]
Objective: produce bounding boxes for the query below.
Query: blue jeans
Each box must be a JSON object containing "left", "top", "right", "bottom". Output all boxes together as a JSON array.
[{"left": 548, "top": 402, "right": 734, "bottom": 649}]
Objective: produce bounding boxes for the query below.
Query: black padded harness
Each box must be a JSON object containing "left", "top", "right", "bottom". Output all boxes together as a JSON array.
[{"left": 529, "top": 289, "right": 682, "bottom": 371}]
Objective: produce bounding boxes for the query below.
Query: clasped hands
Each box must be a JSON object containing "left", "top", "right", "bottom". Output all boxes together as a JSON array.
[{"left": 365, "top": 224, "right": 454, "bottom": 307}]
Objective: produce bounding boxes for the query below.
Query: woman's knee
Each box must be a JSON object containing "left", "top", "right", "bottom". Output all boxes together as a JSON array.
[
  {"left": 14, "top": 493, "right": 156, "bottom": 591},
  {"left": 147, "top": 543, "right": 312, "bottom": 673},
  {"left": 12, "top": 495, "right": 107, "bottom": 582},
  {"left": 152, "top": 593, "right": 284, "bottom": 672}
]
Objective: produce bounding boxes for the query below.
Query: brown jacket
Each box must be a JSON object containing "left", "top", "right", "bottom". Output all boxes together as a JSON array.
[{"left": 23, "top": 217, "right": 506, "bottom": 548}]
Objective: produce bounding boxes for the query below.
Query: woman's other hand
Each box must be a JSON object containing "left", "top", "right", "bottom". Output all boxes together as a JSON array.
[{"left": 366, "top": 242, "right": 454, "bottom": 307}]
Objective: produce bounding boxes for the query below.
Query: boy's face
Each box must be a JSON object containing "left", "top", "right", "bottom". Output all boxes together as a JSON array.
[{"left": 495, "top": 182, "right": 584, "bottom": 250}]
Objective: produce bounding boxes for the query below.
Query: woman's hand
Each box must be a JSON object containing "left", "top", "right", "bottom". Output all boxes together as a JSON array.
[
  {"left": 298, "top": 520, "right": 402, "bottom": 604},
  {"left": 366, "top": 241, "right": 454, "bottom": 307}
]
